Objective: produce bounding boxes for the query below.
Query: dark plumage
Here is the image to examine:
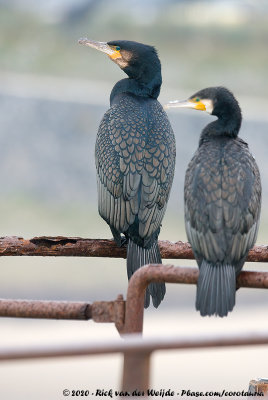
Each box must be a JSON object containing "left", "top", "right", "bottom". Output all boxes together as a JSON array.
[
  {"left": 166, "top": 87, "right": 261, "bottom": 317},
  {"left": 79, "top": 38, "right": 176, "bottom": 308}
]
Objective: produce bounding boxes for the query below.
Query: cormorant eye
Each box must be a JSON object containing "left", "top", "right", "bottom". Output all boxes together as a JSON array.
[
  {"left": 115, "top": 46, "right": 121, "bottom": 51},
  {"left": 195, "top": 97, "right": 200, "bottom": 102}
]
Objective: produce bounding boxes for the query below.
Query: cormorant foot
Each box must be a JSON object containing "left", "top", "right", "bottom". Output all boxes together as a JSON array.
[{"left": 120, "top": 236, "right": 128, "bottom": 247}]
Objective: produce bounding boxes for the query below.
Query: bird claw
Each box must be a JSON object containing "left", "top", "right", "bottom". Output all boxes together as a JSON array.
[
  {"left": 120, "top": 236, "right": 128, "bottom": 247},
  {"left": 112, "top": 235, "right": 127, "bottom": 247},
  {"left": 110, "top": 226, "right": 128, "bottom": 247}
]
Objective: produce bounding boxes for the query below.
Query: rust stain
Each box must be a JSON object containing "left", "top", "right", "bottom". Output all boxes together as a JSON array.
[{"left": 0, "top": 236, "right": 267, "bottom": 262}]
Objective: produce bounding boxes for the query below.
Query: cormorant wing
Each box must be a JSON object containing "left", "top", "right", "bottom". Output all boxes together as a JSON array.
[
  {"left": 185, "top": 139, "right": 261, "bottom": 267},
  {"left": 95, "top": 96, "right": 176, "bottom": 241}
]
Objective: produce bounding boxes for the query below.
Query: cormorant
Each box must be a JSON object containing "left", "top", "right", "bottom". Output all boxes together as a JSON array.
[
  {"left": 165, "top": 87, "right": 261, "bottom": 317},
  {"left": 79, "top": 38, "right": 176, "bottom": 308}
]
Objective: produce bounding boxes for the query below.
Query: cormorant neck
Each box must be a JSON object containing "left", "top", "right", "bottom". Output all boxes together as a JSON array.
[
  {"left": 199, "top": 111, "right": 242, "bottom": 146},
  {"left": 110, "top": 75, "right": 161, "bottom": 105}
]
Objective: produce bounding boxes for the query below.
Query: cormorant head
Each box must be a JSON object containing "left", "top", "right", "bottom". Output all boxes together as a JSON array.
[
  {"left": 165, "top": 87, "right": 242, "bottom": 136},
  {"left": 78, "top": 38, "right": 162, "bottom": 98},
  {"left": 165, "top": 87, "right": 241, "bottom": 119}
]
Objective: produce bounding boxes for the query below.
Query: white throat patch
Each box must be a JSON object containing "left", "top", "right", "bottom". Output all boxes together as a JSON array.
[{"left": 202, "top": 99, "right": 214, "bottom": 114}]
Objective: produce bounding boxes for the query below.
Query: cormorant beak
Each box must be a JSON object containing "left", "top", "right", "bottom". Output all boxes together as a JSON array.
[
  {"left": 164, "top": 99, "right": 206, "bottom": 111},
  {"left": 78, "top": 38, "right": 121, "bottom": 60}
]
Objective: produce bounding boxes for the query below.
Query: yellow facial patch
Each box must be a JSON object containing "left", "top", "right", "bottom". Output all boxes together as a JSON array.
[
  {"left": 108, "top": 46, "right": 122, "bottom": 60},
  {"left": 109, "top": 50, "right": 122, "bottom": 60},
  {"left": 194, "top": 102, "right": 206, "bottom": 111},
  {"left": 165, "top": 97, "right": 212, "bottom": 113},
  {"left": 189, "top": 97, "right": 206, "bottom": 111}
]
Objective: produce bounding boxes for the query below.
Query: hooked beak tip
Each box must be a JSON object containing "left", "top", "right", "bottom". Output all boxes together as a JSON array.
[
  {"left": 78, "top": 37, "right": 88, "bottom": 45},
  {"left": 77, "top": 38, "right": 118, "bottom": 58}
]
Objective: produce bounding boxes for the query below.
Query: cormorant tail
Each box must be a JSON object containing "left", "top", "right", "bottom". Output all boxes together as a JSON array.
[
  {"left": 127, "top": 239, "right": 166, "bottom": 308},
  {"left": 196, "top": 261, "right": 236, "bottom": 317}
]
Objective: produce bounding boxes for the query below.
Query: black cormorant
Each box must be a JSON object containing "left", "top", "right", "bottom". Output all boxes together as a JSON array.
[
  {"left": 165, "top": 87, "right": 261, "bottom": 317},
  {"left": 79, "top": 38, "right": 176, "bottom": 308}
]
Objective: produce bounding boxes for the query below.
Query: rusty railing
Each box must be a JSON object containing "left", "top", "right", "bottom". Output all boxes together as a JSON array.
[
  {"left": 0, "top": 331, "right": 268, "bottom": 394},
  {"left": 0, "top": 236, "right": 268, "bottom": 335},
  {"left": 1, "top": 235, "right": 268, "bottom": 394},
  {"left": 1, "top": 236, "right": 268, "bottom": 262}
]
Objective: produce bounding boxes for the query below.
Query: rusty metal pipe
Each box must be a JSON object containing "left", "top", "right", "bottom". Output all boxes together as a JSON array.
[
  {"left": 0, "top": 267, "right": 267, "bottom": 335},
  {"left": 0, "top": 299, "right": 92, "bottom": 320},
  {"left": 1, "top": 236, "right": 268, "bottom": 261},
  {"left": 0, "top": 236, "right": 126, "bottom": 258},
  {"left": 0, "top": 296, "right": 125, "bottom": 334},
  {"left": 123, "top": 265, "right": 268, "bottom": 334},
  {"left": 122, "top": 351, "right": 151, "bottom": 393}
]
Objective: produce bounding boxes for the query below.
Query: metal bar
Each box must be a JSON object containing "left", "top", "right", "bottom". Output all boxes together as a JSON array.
[
  {"left": 0, "top": 331, "right": 268, "bottom": 361},
  {"left": 249, "top": 379, "right": 268, "bottom": 397},
  {"left": 122, "top": 352, "right": 151, "bottom": 393},
  {"left": 123, "top": 265, "right": 268, "bottom": 334},
  {"left": 0, "top": 299, "right": 92, "bottom": 320},
  {"left": 91, "top": 296, "right": 125, "bottom": 333},
  {"left": 0, "top": 296, "right": 125, "bottom": 334},
  {"left": 1, "top": 236, "right": 268, "bottom": 261},
  {"left": 0, "top": 266, "right": 267, "bottom": 334},
  {"left": 0, "top": 236, "right": 125, "bottom": 258}
]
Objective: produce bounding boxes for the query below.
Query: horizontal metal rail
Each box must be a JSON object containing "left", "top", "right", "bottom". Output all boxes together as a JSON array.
[
  {"left": 1, "top": 331, "right": 268, "bottom": 393},
  {"left": 0, "top": 299, "right": 92, "bottom": 320},
  {"left": 1, "top": 236, "right": 268, "bottom": 393},
  {"left": 0, "top": 331, "right": 267, "bottom": 361},
  {"left": 1, "top": 236, "right": 268, "bottom": 261},
  {"left": 0, "top": 266, "right": 267, "bottom": 335},
  {"left": 0, "top": 296, "right": 125, "bottom": 332},
  {"left": 123, "top": 265, "right": 268, "bottom": 334}
]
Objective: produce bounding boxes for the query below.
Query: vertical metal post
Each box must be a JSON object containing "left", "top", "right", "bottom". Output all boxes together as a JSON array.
[
  {"left": 121, "top": 351, "right": 151, "bottom": 395},
  {"left": 248, "top": 379, "right": 268, "bottom": 397}
]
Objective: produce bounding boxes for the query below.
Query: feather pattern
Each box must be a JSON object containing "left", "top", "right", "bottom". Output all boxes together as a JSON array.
[
  {"left": 95, "top": 93, "right": 175, "bottom": 307},
  {"left": 185, "top": 136, "right": 261, "bottom": 316},
  {"left": 127, "top": 238, "right": 165, "bottom": 308},
  {"left": 196, "top": 261, "right": 236, "bottom": 317}
]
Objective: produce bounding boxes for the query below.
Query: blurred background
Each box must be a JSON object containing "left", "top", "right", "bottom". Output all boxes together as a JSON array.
[{"left": 0, "top": 0, "right": 268, "bottom": 398}]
